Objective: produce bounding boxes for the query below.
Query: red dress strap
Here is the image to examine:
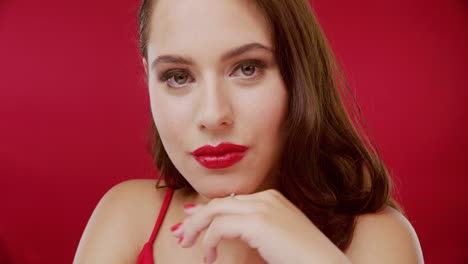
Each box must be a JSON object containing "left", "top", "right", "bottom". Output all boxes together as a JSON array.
[
  {"left": 148, "top": 187, "right": 174, "bottom": 243},
  {"left": 137, "top": 187, "right": 174, "bottom": 264}
]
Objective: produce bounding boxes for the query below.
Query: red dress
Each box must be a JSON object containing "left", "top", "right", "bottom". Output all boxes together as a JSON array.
[{"left": 137, "top": 187, "right": 174, "bottom": 264}]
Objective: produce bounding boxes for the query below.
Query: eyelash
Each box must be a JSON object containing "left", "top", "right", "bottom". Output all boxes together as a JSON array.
[{"left": 157, "top": 59, "right": 268, "bottom": 89}]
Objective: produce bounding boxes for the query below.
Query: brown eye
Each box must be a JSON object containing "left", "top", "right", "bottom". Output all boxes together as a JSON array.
[
  {"left": 174, "top": 73, "right": 188, "bottom": 84},
  {"left": 231, "top": 60, "right": 267, "bottom": 79},
  {"left": 159, "top": 69, "right": 193, "bottom": 89},
  {"left": 241, "top": 64, "right": 255, "bottom": 76}
]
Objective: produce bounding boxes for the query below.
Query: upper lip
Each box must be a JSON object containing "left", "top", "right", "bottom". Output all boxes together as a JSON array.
[{"left": 191, "top": 142, "right": 248, "bottom": 156}]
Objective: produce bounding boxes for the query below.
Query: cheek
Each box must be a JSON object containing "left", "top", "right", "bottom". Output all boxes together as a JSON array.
[
  {"left": 236, "top": 78, "right": 287, "bottom": 180},
  {"left": 150, "top": 91, "right": 193, "bottom": 149},
  {"left": 240, "top": 80, "right": 288, "bottom": 136}
]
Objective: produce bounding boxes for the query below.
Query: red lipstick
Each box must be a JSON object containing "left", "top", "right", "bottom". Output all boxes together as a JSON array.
[{"left": 191, "top": 142, "right": 248, "bottom": 169}]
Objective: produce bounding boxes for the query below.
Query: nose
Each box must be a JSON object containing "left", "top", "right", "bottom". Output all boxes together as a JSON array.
[{"left": 196, "top": 79, "right": 234, "bottom": 132}]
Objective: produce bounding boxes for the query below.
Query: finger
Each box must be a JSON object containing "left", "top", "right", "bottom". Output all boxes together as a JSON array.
[
  {"left": 233, "top": 188, "right": 284, "bottom": 204},
  {"left": 201, "top": 214, "right": 257, "bottom": 264},
  {"left": 183, "top": 203, "right": 203, "bottom": 215},
  {"left": 178, "top": 197, "right": 265, "bottom": 248},
  {"left": 174, "top": 189, "right": 282, "bottom": 243},
  {"left": 171, "top": 204, "right": 204, "bottom": 237}
]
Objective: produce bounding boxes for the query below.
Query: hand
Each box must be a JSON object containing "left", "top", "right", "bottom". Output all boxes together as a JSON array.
[{"left": 170, "top": 189, "right": 351, "bottom": 264}]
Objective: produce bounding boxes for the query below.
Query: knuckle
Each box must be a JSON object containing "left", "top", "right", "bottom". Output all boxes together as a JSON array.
[
  {"left": 182, "top": 217, "right": 192, "bottom": 228},
  {"left": 210, "top": 197, "right": 222, "bottom": 207},
  {"left": 251, "top": 213, "right": 268, "bottom": 231},
  {"left": 268, "top": 189, "right": 281, "bottom": 198},
  {"left": 208, "top": 195, "right": 232, "bottom": 212},
  {"left": 208, "top": 216, "right": 223, "bottom": 235},
  {"left": 268, "top": 189, "right": 285, "bottom": 203},
  {"left": 258, "top": 189, "right": 281, "bottom": 202},
  {"left": 212, "top": 216, "right": 222, "bottom": 228},
  {"left": 206, "top": 198, "right": 219, "bottom": 211},
  {"left": 252, "top": 201, "right": 269, "bottom": 214}
]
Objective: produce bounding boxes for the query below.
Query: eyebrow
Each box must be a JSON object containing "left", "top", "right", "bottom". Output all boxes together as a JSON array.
[{"left": 150, "top": 42, "right": 272, "bottom": 70}]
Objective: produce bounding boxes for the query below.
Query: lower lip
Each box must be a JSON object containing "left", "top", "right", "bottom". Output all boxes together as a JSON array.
[{"left": 193, "top": 151, "right": 247, "bottom": 169}]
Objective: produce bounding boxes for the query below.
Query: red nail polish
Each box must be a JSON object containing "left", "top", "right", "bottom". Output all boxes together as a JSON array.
[
  {"left": 184, "top": 204, "right": 196, "bottom": 210},
  {"left": 178, "top": 234, "right": 184, "bottom": 244},
  {"left": 170, "top": 222, "right": 182, "bottom": 232}
]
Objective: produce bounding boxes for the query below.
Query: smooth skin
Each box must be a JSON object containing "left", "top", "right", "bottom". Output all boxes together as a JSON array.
[
  {"left": 74, "top": 0, "right": 424, "bottom": 262},
  {"left": 146, "top": 0, "right": 288, "bottom": 202},
  {"left": 73, "top": 179, "right": 423, "bottom": 263}
]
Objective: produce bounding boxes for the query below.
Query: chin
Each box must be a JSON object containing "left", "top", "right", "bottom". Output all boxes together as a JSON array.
[{"left": 196, "top": 178, "right": 260, "bottom": 199}]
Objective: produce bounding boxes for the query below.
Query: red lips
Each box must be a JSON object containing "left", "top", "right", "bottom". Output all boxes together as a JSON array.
[{"left": 191, "top": 142, "right": 248, "bottom": 169}]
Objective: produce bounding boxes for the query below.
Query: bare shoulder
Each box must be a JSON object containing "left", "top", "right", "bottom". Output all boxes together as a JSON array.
[
  {"left": 99, "top": 178, "right": 167, "bottom": 207},
  {"left": 344, "top": 206, "right": 425, "bottom": 264},
  {"left": 73, "top": 179, "right": 168, "bottom": 264}
]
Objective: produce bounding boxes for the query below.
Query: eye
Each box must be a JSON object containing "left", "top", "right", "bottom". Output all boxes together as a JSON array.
[
  {"left": 157, "top": 60, "right": 268, "bottom": 89},
  {"left": 231, "top": 60, "right": 267, "bottom": 79},
  {"left": 159, "top": 70, "right": 194, "bottom": 89}
]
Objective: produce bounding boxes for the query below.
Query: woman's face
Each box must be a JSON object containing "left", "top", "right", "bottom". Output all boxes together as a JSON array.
[{"left": 144, "top": 0, "right": 288, "bottom": 199}]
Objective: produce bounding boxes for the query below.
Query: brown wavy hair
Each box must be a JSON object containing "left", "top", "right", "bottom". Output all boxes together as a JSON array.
[{"left": 137, "top": 0, "right": 404, "bottom": 251}]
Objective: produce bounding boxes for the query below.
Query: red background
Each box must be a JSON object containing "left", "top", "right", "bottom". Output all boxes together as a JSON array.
[{"left": 1, "top": 0, "right": 467, "bottom": 263}]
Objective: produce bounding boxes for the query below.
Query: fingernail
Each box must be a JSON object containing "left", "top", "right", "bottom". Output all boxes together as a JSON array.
[
  {"left": 183, "top": 204, "right": 196, "bottom": 210},
  {"left": 203, "top": 256, "right": 207, "bottom": 263},
  {"left": 170, "top": 222, "right": 182, "bottom": 232},
  {"left": 178, "top": 233, "right": 184, "bottom": 244}
]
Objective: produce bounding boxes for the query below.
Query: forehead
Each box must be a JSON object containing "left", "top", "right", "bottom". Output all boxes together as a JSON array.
[{"left": 147, "top": 0, "right": 271, "bottom": 60}]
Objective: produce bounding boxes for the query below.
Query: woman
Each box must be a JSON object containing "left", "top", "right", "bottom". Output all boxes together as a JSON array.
[{"left": 74, "top": 0, "right": 424, "bottom": 263}]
